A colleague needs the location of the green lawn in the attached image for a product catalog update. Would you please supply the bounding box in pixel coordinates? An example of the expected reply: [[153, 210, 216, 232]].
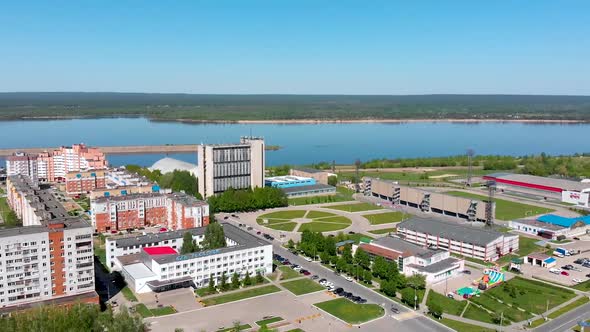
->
[[134, 304, 152, 318], [484, 277, 575, 315], [363, 211, 407, 225], [306, 210, 336, 219], [469, 293, 530, 323], [322, 202, 383, 212], [314, 298, 384, 324], [547, 296, 590, 319], [216, 324, 252, 332], [258, 210, 307, 220], [438, 318, 498, 332], [444, 191, 555, 220], [121, 286, 138, 302], [255, 316, 283, 326], [426, 291, 467, 316], [149, 306, 177, 316], [346, 233, 374, 243], [517, 236, 543, 256], [93, 246, 108, 271], [368, 228, 397, 235], [297, 222, 349, 233], [289, 187, 355, 206], [311, 216, 352, 224], [257, 218, 298, 225], [201, 285, 281, 306], [195, 287, 218, 297], [281, 279, 325, 295], [462, 303, 497, 324], [573, 280, 590, 291], [266, 222, 298, 232], [285, 329, 305, 332], [278, 266, 303, 280]]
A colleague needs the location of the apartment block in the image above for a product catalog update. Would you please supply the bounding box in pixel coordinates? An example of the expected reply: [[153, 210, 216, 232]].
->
[[6, 152, 39, 185], [197, 136, 265, 198], [91, 192, 209, 232], [65, 169, 107, 196], [7, 176, 69, 227]]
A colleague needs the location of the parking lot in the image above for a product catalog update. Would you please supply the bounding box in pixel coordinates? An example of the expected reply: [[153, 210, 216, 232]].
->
[[520, 251, 590, 286]]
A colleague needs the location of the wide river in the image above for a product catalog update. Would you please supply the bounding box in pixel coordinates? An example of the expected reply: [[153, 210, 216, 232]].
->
[[1, 118, 589, 166]]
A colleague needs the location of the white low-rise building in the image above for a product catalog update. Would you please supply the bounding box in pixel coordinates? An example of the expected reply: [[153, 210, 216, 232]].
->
[[356, 236, 464, 284], [106, 223, 272, 293]]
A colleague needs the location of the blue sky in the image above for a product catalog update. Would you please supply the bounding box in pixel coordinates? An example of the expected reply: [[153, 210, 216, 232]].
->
[[1, 1, 589, 94]]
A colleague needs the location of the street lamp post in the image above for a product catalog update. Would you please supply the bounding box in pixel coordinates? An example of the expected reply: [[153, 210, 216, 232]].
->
[[414, 286, 417, 310]]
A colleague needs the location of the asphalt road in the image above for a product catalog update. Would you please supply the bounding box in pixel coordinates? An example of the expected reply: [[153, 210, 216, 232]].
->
[[534, 302, 590, 332], [272, 244, 453, 331]]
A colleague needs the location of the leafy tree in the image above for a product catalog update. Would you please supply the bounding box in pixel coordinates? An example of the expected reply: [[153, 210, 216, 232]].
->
[[287, 239, 295, 249], [257, 324, 277, 332], [255, 271, 264, 284], [327, 175, 338, 186], [202, 222, 227, 250], [363, 269, 373, 284], [401, 287, 418, 308], [341, 244, 353, 264], [380, 279, 397, 297], [320, 251, 331, 264], [336, 257, 347, 272], [180, 232, 195, 254], [208, 187, 287, 213], [208, 274, 216, 292], [220, 272, 229, 291], [406, 274, 426, 290], [231, 272, 240, 290], [372, 256, 388, 279], [354, 248, 370, 270], [428, 302, 443, 319], [243, 271, 252, 286]]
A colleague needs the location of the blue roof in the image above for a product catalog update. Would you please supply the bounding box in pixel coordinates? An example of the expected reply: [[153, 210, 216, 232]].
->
[[537, 214, 590, 228], [544, 257, 556, 264]]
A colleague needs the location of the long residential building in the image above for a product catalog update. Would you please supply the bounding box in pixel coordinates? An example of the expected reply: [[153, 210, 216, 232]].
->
[[1, 176, 97, 311], [396, 217, 519, 262], [6, 144, 108, 183], [197, 136, 265, 198], [106, 223, 272, 293], [91, 192, 210, 233], [65, 169, 107, 196]]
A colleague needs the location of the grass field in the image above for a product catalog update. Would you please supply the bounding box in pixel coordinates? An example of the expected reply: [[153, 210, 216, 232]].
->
[[363, 211, 407, 225], [484, 277, 575, 315], [346, 233, 374, 243], [305, 210, 336, 219], [438, 318, 498, 332], [281, 279, 324, 295], [547, 296, 589, 319], [517, 236, 543, 256], [445, 191, 555, 220], [266, 222, 298, 232], [322, 202, 383, 212], [314, 298, 384, 324], [313, 216, 352, 223], [298, 222, 350, 233], [258, 210, 307, 220], [470, 293, 530, 323], [573, 280, 590, 291], [216, 324, 252, 332], [426, 291, 467, 316], [201, 285, 281, 306], [195, 287, 217, 297], [133, 304, 176, 318], [278, 266, 303, 280], [121, 286, 138, 302], [289, 187, 355, 206], [255, 316, 283, 326], [368, 228, 396, 235], [461, 303, 496, 324]]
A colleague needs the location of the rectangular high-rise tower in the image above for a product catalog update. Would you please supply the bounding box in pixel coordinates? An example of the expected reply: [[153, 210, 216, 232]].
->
[[197, 136, 265, 198]]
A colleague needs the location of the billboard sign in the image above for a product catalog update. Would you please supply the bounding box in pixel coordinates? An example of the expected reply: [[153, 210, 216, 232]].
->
[[562, 191, 590, 207]]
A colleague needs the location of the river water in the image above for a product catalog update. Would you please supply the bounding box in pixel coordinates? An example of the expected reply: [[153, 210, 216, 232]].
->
[[1, 118, 588, 166]]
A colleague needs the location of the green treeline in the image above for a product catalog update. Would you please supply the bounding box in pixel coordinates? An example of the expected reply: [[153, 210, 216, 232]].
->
[[181, 222, 226, 254], [2, 93, 590, 121], [0, 304, 145, 332], [208, 187, 288, 213], [124, 165, 201, 199]]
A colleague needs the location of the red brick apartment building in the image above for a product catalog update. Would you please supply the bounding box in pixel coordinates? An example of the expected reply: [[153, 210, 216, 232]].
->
[[65, 169, 107, 196]]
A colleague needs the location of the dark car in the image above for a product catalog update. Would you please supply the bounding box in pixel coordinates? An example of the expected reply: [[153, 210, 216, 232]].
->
[[462, 270, 472, 275], [282, 260, 291, 265], [343, 292, 353, 298], [256, 231, 261, 235], [390, 306, 400, 314], [289, 249, 299, 255], [299, 269, 308, 274], [562, 265, 573, 270], [583, 263, 590, 268], [574, 237, 581, 240], [223, 216, 229, 220], [348, 231, 356, 235], [302, 270, 311, 276], [586, 274, 590, 278], [334, 287, 344, 294], [357, 298, 367, 304], [575, 259, 585, 264], [311, 275, 319, 280], [351, 296, 361, 303], [319, 278, 327, 283]]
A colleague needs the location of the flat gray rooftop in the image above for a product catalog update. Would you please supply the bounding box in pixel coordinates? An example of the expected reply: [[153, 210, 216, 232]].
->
[[281, 183, 335, 194], [407, 257, 462, 274], [512, 219, 565, 231], [372, 236, 443, 259], [397, 217, 514, 247], [0, 217, 92, 238]]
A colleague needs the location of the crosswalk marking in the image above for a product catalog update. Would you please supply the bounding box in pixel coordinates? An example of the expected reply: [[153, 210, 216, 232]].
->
[[391, 311, 419, 321]]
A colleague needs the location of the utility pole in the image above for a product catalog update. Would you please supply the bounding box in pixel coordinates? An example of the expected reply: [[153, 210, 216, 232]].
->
[[414, 286, 417, 310], [545, 299, 549, 321], [500, 311, 504, 327], [354, 159, 361, 193]]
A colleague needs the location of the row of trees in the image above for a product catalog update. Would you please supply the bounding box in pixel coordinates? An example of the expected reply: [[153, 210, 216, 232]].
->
[[181, 222, 227, 254], [297, 230, 426, 306], [125, 165, 202, 199], [0, 304, 145, 332], [208, 187, 287, 213], [207, 271, 265, 293]]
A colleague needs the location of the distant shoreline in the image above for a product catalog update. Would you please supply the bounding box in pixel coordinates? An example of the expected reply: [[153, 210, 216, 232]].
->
[[9, 116, 590, 124]]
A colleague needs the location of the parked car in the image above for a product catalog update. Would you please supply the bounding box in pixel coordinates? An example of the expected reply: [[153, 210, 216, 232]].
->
[[583, 263, 590, 268], [562, 265, 574, 270], [282, 260, 291, 265], [447, 293, 455, 299], [390, 306, 400, 314], [344, 276, 354, 282], [573, 278, 584, 283], [247, 226, 253, 230], [299, 269, 308, 274], [223, 216, 229, 220], [351, 296, 361, 303], [311, 275, 319, 280], [357, 298, 367, 304], [561, 271, 570, 276], [573, 237, 581, 240], [586, 274, 590, 278], [333, 287, 344, 295], [342, 292, 353, 298], [302, 270, 311, 276], [319, 279, 327, 284], [304, 256, 313, 262], [256, 231, 261, 235], [348, 231, 356, 235], [293, 266, 302, 271], [462, 270, 472, 275], [574, 259, 586, 264], [549, 268, 562, 274]]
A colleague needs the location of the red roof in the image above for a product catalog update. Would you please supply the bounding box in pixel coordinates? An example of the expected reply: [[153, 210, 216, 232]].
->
[[143, 246, 177, 256], [359, 243, 403, 261]]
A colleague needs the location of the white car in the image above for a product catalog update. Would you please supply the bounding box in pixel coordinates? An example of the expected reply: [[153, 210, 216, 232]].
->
[[344, 276, 354, 282], [304, 256, 313, 262], [549, 268, 562, 274], [326, 282, 335, 288], [573, 278, 584, 283], [293, 266, 302, 271]]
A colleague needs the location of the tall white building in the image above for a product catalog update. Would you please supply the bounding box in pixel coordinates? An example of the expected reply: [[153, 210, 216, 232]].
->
[[6, 152, 39, 185], [197, 137, 265, 198]]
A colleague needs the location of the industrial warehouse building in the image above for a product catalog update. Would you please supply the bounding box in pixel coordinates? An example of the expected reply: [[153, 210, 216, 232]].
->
[[483, 173, 590, 208], [510, 214, 590, 239], [396, 217, 519, 262], [289, 167, 335, 185], [106, 223, 272, 293], [355, 236, 464, 284], [265, 175, 336, 198], [363, 177, 489, 222]]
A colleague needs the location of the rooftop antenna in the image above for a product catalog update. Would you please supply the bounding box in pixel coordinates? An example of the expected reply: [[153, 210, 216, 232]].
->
[[467, 148, 475, 186], [485, 180, 496, 227]]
